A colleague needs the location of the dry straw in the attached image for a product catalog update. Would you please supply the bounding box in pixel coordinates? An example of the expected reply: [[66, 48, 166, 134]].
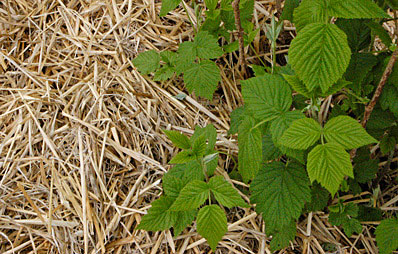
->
[[0, 0, 397, 253]]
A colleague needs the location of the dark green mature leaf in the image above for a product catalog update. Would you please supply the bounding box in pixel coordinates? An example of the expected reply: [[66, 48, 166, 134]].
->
[[160, 0, 181, 16], [263, 132, 283, 161], [279, 118, 322, 150], [354, 160, 379, 183], [229, 106, 246, 134], [281, 0, 300, 22], [270, 111, 305, 144], [357, 206, 383, 222], [366, 21, 393, 48], [289, 23, 351, 93], [380, 85, 398, 117], [307, 143, 353, 195], [342, 218, 362, 237], [163, 130, 191, 149], [137, 196, 177, 231], [250, 162, 311, 231], [335, 19, 371, 52], [283, 74, 314, 98], [208, 176, 249, 208], [270, 221, 297, 251], [376, 218, 398, 254], [176, 41, 196, 74], [293, 0, 328, 32], [329, 203, 362, 237], [184, 60, 220, 99], [328, 0, 389, 19], [194, 31, 223, 59], [173, 210, 197, 236], [197, 205, 228, 250], [241, 74, 292, 121], [169, 150, 196, 164], [133, 50, 160, 75], [380, 135, 396, 155], [154, 65, 175, 81], [306, 183, 330, 212], [170, 180, 210, 211], [323, 116, 378, 149], [162, 175, 185, 198], [344, 53, 378, 93], [238, 117, 262, 182]]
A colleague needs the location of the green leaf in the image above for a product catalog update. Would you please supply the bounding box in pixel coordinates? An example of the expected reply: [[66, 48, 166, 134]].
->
[[137, 196, 177, 231], [283, 74, 314, 98], [160, 0, 181, 16], [238, 117, 262, 182], [250, 64, 267, 76], [168, 161, 205, 184], [357, 206, 383, 222], [376, 218, 398, 254], [293, 0, 328, 32], [205, 0, 218, 10], [329, 203, 362, 237], [163, 130, 191, 149], [132, 50, 160, 75], [208, 176, 249, 208], [194, 31, 224, 59], [323, 116, 378, 149], [380, 135, 396, 155], [262, 132, 283, 161], [241, 74, 292, 121], [270, 221, 297, 252], [250, 162, 311, 231], [344, 53, 378, 93], [380, 85, 398, 117], [307, 143, 353, 195], [197, 205, 228, 250], [229, 106, 246, 134], [192, 134, 207, 157], [270, 111, 305, 144], [366, 21, 393, 48], [169, 150, 196, 164], [176, 41, 196, 74], [170, 180, 210, 211], [160, 51, 177, 65], [354, 160, 379, 183], [328, 0, 389, 19], [173, 210, 197, 236], [335, 19, 371, 53], [305, 183, 330, 212], [154, 65, 175, 81], [191, 124, 217, 151], [321, 79, 351, 97], [162, 175, 185, 198], [342, 218, 362, 237], [184, 60, 220, 100], [289, 23, 351, 93], [279, 118, 322, 150], [281, 0, 300, 22]]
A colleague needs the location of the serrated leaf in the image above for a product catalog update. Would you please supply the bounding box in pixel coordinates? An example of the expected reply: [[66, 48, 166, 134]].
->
[[194, 31, 223, 59], [163, 130, 191, 149], [137, 196, 177, 231], [173, 210, 197, 236], [270, 111, 305, 144], [293, 0, 328, 32], [192, 134, 207, 157], [354, 160, 379, 183], [241, 74, 292, 121], [281, 0, 300, 22], [262, 132, 283, 161], [169, 150, 196, 164], [197, 205, 228, 250], [366, 21, 393, 48], [238, 117, 262, 183], [279, 118, 322, 150], [344, 53, 378, 93], [283, 74, 314, 98], [380, 135, 396, 155], [170, 180, 210, 211], [335, 19, 371, 53], [154, 65, 175, 81], [323, 116, 378, 149], [168, 161, 205, 185], [160, 51, 177, 65], [278, 145, 306, 164], [328, 0, 389, 19], [342, 218, 362, 237], [229, 106, 246, 134], [307, 143, 353, 195], [160, 0, 181, 16], [329, 203, 361, 237], [376, 218, 398, 254], [133, 50, 160, 75], [184, 60, 220, 100], [380, 85, 398, 117], [321, 79, 351, 97], [270, 221, 297, 252], [176, 41, 196, 74], [208, 176, 249, 208], [191, 124, 217, 151], [205, 0, 218, 10], [306, 183, 330, 212], [163, 174, 185, 198], [357, 206, 383, 222], [250, 162, 311, 231], [289, 23, 351, 93]]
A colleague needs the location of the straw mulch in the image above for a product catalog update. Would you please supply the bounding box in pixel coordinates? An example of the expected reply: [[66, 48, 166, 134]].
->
[[0, 1, 397, 253]]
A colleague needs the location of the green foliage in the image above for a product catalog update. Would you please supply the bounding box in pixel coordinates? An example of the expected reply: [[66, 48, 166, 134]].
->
[[328, 203, 362, 237], [376, 218, 398, 254], [132, 50, 161, 75], [163, 130, 191, 149], [137, 196, 177, 231], [279, 118, 321, 150], [208, 176, 249, 208], [160, 0, 181, 16], [170, 180, 210, 211], [197, 205, 228, 250]]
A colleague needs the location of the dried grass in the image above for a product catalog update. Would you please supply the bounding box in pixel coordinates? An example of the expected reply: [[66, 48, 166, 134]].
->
[[0, 0, 397, 253]]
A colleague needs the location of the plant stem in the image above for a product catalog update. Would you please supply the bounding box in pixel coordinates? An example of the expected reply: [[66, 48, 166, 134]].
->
[[249, 44, 267, 67], [232, 0, 246, 74]]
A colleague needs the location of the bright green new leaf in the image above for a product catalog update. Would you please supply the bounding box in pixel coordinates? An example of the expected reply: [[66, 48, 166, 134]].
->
[[323, 116, 378, 149], [238, 117, 262, 183], [328, 0, 389, 19], [289, 23, 351, 93], [173, 210, 197, 236], [205, 0, 218, 10], [283, 74, 313, 98], [132, 50, 160, 75], [293, 0, 328, 32], [192, 134, 207, 157], [376, 218, 398, 254], [160, 0, 181, 16], [194, 31, 224, 59], [163, 130, 191, 149], [170, 180, 210, 211], [269, 221, 297, 251], [197, 205, 228, 250], [307, 143, 353, 195], [250, 162, 311, 231], [270, 111, 305, 144], [184, 60, 220, 100], [169, 150, 195, 164], [208, 176, 249, 208], [137, 196, 177, 231], [241, 74, 292, 121], [279, 118, 322, 150]]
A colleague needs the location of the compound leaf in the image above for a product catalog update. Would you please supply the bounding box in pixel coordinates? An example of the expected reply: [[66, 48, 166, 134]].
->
[[293, 0, 328, 32], [208, 176, 249, 208], [270, 221, 297, 252], [307, 143, 353, 195], [173, 210, 197, 236], [169, 150, 196, 164], [250, 162, 311, 231], [170, 180, 210, 211], [328, 0, 389, 19], [160, 0, 181, 16], [270, 111, 305, 144], [137, 196, 177, 231], [197, 205, 228, 250], [323, 116, 378, 149], [133, 50, 160, 75], [289, 23, 351, 93], [194, 31, 224, 59], [279, 118, 322, 150], [163, 130, 191, 149], [376, 218, 398, 254], [184, 60, 220, 99]]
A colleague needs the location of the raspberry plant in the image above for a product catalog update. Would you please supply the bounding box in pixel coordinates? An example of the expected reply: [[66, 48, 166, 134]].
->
[[134, 0, 398, 252]]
